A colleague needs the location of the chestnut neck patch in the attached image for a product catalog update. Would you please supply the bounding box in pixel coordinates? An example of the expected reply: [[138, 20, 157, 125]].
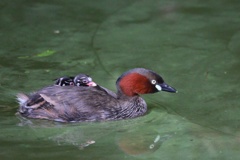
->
[[119, 73, 154, 96]]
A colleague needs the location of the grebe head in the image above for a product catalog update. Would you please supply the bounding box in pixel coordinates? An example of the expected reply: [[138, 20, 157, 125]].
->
[[116, 68, 177, 97]]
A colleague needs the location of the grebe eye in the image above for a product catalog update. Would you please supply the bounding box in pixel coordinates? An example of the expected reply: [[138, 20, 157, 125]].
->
[[151, 80, 156, 84]]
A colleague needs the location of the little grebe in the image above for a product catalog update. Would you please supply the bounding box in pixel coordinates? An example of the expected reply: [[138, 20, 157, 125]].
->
[[73, 74, 95, 87], [17, 68, 177, 122], [55, 76, 74, 86], [55, 74, 96, 87]]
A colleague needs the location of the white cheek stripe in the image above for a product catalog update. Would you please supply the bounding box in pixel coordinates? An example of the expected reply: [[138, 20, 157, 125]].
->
[[155, 84, 162, 91]]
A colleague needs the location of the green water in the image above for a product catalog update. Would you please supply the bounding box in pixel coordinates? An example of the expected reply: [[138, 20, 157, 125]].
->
[[1, 0, 240, 159]]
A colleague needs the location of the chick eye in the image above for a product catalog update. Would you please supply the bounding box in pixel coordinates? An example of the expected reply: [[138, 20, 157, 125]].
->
[[82, 80, 88, 83], [151, 80, 156, 84]]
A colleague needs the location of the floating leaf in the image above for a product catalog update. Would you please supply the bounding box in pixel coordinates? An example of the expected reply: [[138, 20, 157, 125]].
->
[[18, 56, 30, 59], [36, 50, 56, 57]]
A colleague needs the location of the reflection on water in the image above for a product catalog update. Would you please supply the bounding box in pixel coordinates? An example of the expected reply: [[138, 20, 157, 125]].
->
[[14, 113, 176, 157], [50, 129, 96, 150], [117, 132, 172, 156], [1, 0, 240, 159]]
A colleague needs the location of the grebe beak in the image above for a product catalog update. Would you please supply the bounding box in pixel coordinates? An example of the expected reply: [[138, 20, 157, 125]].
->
[[156, 83, 177, 93]]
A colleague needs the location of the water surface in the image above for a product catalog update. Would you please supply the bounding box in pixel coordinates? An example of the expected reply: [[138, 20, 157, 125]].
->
[[1, 0, 240, 159]]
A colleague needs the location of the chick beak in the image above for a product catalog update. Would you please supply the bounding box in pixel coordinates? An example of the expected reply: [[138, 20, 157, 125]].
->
[[155, 82, 177, 93], [87, 81, 97, 87]]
